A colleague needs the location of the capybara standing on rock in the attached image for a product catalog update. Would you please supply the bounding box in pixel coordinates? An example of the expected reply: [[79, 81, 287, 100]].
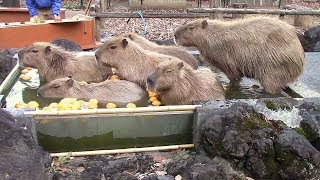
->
[[147, 59, 225, 105], [18, 42, 112, 83], [174, 17, 305, 94], [119, 32, 199, 69], [95, 37, 187, 87], [37, 77, 148, 107]]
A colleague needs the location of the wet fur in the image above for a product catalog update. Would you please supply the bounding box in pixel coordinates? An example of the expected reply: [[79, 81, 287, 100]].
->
[[37, 77, 148, 106], [119, 32, 199, 69], [147, 60, 225, 105], [174, 16, 305, 94], [18, 42, 112, 83]]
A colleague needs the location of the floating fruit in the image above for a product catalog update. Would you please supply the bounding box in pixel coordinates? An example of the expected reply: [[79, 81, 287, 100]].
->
[[89, 99, 98, 105], [71, 102, 82, 110], [42, 107, 53, 111], [22, 75, 31, 81], [149, 96, 158, 102], [106, 103, 117, 109], [87, 102, 98, 109], [78, 100, 85, 105], [126, 103, 136, 108], [20, 74, 26, 79], [15, 102, 27, 109], [21, 69, 29, 74], [148, 92, 157, 98], [152, 101, 161, 106], [60, 98, 77, 105], [110, 75, 120, 80], [27, 101, 39, 108], [26, 67, 33, 71], [49, 103, 59, 108]]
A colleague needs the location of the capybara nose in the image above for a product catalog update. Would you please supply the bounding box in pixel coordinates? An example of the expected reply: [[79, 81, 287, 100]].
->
[[37, 90, 43, 97], [147, 77, 155, 86]]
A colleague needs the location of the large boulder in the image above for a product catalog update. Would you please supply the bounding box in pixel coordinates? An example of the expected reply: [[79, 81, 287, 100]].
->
[[0, 49, 18, 84], [198, 101, 320, 179], [0, 108, 50, 180]]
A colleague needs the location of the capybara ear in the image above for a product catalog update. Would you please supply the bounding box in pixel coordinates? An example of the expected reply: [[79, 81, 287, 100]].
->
[[122, 39, 128, 48], [45, 46, 51, 54], [66, 77, 74, 86], [177, 62, 184, 70], [202, 20, 208, 29]]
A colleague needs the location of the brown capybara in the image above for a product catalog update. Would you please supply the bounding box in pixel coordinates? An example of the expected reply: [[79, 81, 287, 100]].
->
[[119, 32, 199, 69], [174, 16, 306, 94], [95, 37, 184, 87], [37, 77, 149, 107], [146, 59, 225, 105], [18, 42, 112, 83]]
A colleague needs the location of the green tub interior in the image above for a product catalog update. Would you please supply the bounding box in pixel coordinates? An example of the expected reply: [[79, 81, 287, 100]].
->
[[0, 64, 302, 152]]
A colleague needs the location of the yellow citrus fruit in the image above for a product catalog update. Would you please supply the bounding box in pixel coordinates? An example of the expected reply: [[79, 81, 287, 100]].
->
[[106, 103, 117, 109], [152, 101, 161, 106], [78, 100, 85, 105], [71, 103, 81, 110], [21, 69, 29, 74], [42, 107, 53, 111], [26, 67, 33, 71], [27, 101, 39, 108], [89, 99, 98, 105], [110, 75, 120, 80], [15, 102, 27, 109], [87, 102, 98, 109], [126, 103, 136, 108], [22, 75, 31, 81], [20, 74, 26, 79], [60, 98, 77, 105], [148, 92, 157, 98], [49, 103, 59, 108], [149, 96, 158, 102]]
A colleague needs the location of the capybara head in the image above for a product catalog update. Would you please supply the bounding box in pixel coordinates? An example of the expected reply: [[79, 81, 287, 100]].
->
[[95, 37, 132, 69], [18, 42, 65, 69], [147, 60, 185, 93], [37, 76, 77, 98], [174, 19, 209, 47]]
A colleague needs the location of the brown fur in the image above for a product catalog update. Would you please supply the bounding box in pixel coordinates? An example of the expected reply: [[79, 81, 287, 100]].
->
[[174, 16, 306, 94], [95, 37, 184, 87], [18, 42, 112, 83], [147, 59, 225, 105], [119, 32, 199, 69], [37, 77, 148, 106]]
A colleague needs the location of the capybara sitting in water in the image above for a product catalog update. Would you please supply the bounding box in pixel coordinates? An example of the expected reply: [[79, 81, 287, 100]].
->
[[95, 37, 186, 87], [18, 42, 112, 83], [174, 17, 305, 94], [119, 32, 199, 69], [146, 59, 225, 105], [37, 77, 148, 106]]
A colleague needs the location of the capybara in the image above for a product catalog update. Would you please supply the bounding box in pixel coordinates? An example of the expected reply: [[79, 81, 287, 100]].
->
[[146, 59, 225, 105], [95, 37, 185, 87], [174, 17, 306, 94], [18, 42, 112, 83], [37, 77, 149, 106], [119, 32, 199, 69], [51, 39, 83, 52]]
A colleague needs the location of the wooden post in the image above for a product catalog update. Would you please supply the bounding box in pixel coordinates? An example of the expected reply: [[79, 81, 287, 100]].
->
[[100, 0, 107, 13]]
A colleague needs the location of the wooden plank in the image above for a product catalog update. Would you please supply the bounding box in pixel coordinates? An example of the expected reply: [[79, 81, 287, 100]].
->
[[91, 12, 211, 18], [187, 8, 320, 15]]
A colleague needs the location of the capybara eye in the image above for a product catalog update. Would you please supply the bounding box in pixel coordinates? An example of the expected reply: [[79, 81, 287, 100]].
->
[[189, 27, 195, 30], [165, 69, 172, 73], [32, 49, 38, 53], [52, 84, 60, 88], [109, 45, 117, 50]]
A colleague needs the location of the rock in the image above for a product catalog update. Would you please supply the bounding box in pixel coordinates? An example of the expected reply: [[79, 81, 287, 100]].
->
[[51, 39, 83, 52], [298, 102, 320, 151], [0, 49, 18, 84], [304, 25, 320, 45], [312, 41, 320, 52], [297, 32, 313, 52], [166, 154, 245, 179], [198, 102, 320, 179], [0, 108, 50, 180]]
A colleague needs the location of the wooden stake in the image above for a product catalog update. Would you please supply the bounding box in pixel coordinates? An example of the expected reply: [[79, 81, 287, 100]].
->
[[50, 144, 194, 157]]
